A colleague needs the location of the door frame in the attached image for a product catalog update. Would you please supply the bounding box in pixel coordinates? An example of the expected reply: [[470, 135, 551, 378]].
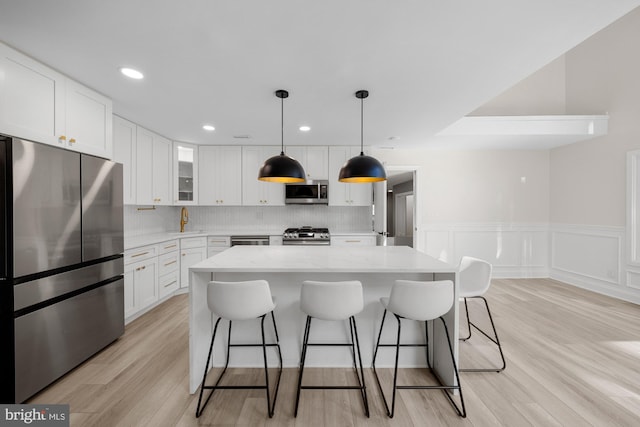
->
[[384, 165, 420, 249]]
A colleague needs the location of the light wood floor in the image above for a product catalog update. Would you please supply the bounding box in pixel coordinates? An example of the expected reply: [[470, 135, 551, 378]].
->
[[29, 278, 640, 426]]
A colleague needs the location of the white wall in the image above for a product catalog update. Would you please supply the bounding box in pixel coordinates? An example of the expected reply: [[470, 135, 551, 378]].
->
[[547, 7, 640, 303], [374, 148, 550, 277]]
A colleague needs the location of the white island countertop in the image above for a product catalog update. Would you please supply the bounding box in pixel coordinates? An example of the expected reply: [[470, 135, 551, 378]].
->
[[188, 245, 460, 394], [191, 245, 456, 273]]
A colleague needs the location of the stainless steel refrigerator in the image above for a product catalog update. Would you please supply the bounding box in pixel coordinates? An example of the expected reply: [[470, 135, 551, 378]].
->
[[0, 135, 124, 403]]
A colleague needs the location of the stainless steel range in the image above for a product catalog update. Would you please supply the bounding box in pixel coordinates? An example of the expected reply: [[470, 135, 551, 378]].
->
[[283, 226, 330, 245]]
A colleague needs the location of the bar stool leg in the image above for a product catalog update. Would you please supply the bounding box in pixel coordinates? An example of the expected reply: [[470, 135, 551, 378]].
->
[[294, 316, 312, 417], [460, 298, 472, 341], [372, 311, 402, 418], [459, 296, 506, 372], [439, 317, 467, 417], [196, 317, 222, 418], [350, 316, 370, 417]]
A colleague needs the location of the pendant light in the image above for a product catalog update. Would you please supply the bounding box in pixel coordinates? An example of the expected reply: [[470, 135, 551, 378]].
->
[[339, 90, 387, 183], [258, 90, 306, 183]]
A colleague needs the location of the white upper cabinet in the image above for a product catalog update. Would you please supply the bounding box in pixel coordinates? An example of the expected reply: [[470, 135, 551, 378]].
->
[[0, 42, 64, 145], [328, 146, 373, 206], [242, 146, 285, 206], [286, 146, 329, 180], [113, 116, 137, 204], [173, 142, 198, 205], [64, 79, 113, 158], [135, 127, 172, 205], [199, 145, 242, 205], [0, 42, 113, 158]]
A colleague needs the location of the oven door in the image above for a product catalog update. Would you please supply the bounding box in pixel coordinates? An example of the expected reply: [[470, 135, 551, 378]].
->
[[230, 236, 270, 246]]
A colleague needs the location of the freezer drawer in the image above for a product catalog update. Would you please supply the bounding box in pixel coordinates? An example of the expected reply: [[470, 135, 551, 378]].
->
[[13, 257, 123, 311], [14, 278, 124, 403]]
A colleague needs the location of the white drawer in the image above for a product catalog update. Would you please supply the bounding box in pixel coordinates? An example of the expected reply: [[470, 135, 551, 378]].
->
[[158, 252, 179, 276], [157, 239, 179, 255], [124, 245, 157, 264], [331, 235, 377, 246], [207, 236, 230, 247], [159, 271, 179, 299], [181, 236, 207, 249]]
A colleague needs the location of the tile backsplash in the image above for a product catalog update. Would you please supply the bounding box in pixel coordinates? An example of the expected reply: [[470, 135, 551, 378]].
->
[[124, 205, 373, 237]]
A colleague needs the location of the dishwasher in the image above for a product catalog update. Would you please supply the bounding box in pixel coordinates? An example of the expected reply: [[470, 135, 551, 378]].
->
[[230, 236, 270, 246]]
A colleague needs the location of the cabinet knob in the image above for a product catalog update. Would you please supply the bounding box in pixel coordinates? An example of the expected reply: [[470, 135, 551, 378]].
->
[[58, 135, 66, 143], [69, 138, 76, 144]]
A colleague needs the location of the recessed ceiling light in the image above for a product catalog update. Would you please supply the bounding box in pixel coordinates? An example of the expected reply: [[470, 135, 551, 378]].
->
[[299, 126, 311, 132], [120, 67, 144, 79], [202, 125, 215, 131]]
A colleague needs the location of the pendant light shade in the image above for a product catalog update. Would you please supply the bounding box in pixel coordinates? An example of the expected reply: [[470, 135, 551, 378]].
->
[[339, 90, 387, 183], [258, 90, 306, 183]]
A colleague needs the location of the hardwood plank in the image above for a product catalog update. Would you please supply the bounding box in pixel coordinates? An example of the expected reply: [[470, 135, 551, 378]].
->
[[26, 280, 640, 426]]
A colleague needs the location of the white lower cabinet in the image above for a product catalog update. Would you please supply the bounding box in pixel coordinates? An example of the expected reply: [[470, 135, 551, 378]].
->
[[207, 236, 230, 257], [180, 237, 207, 289], [158, 239, 180, 298], [124, 246, 158, 319], [124, 239, 179, 320], [331, 234, 377, 246]]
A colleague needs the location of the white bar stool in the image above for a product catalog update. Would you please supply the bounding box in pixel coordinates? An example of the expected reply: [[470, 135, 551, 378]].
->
[[372, 279, 466, 418], [195, 280, 283, 418], [459, 256, 506, 372], [294, 280, 369, 418]]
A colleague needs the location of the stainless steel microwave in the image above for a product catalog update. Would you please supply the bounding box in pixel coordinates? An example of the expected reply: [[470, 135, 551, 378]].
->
[[285, 180, 329, 204]]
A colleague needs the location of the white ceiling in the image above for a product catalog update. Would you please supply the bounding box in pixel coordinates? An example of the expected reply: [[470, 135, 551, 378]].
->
[[0, 1, 638, 149]]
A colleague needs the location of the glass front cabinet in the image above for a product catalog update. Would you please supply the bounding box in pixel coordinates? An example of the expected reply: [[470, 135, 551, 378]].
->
[[173, 141, 198, 205]]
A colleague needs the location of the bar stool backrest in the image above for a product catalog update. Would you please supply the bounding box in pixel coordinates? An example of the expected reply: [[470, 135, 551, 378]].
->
[[387, 280, 453, 321], [207, 280, 275, 320], [300, 280, 364, 320], [459, 256, 492, 298]]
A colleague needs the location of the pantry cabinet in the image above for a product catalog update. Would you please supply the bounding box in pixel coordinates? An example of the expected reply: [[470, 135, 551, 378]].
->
[[113, 116, 137, 204], [135, 127, 172, 205]]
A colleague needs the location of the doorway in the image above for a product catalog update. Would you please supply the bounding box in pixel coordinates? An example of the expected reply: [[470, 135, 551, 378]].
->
[[373, 167, 418, 248]]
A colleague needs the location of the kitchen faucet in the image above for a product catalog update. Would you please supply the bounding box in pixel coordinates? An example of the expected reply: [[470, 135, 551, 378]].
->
[[180, 207, 189, 232]]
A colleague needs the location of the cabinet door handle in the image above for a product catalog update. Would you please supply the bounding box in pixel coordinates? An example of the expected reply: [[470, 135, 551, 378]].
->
[[182, 253, 186, 257], [345, 240, 361, 243], [164, 280, 177, 288], [164, 260, 177, 266], [131, 251, 149, 258], [69, 138, 76, 144], [58, 135, 66, 143], [141, 265, 146, 270], [164, 244, 177, 249]]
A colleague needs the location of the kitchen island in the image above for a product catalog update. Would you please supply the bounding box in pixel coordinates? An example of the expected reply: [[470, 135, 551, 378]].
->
[[188, 245, 458, 394]]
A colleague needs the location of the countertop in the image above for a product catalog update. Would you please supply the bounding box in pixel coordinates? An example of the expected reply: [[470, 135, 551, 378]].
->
[[124, 230, 377, 250], [190, 245, 456, 273]]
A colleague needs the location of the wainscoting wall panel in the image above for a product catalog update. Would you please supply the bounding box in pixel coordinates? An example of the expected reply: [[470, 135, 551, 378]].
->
[[420, 223, 549, 278]]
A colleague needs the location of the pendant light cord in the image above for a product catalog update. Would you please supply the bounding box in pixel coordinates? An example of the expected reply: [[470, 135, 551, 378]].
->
[[280, 95, 285, 156], [360, 96, 364, 156]]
